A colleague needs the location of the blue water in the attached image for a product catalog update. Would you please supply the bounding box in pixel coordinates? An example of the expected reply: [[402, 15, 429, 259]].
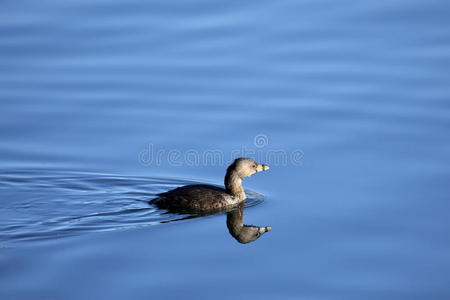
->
[[1, 0, 450, 299]]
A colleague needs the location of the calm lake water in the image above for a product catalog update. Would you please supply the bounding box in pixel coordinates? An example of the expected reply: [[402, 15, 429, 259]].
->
[[1, 0, 450, 299]]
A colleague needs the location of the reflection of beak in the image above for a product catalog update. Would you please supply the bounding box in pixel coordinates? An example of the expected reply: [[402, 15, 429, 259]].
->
[[259, 226, 272, 233]]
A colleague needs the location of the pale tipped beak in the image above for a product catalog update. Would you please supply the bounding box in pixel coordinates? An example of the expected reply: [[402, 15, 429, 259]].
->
[[258, 226, 272, 234], [256, 164, 270, 172]]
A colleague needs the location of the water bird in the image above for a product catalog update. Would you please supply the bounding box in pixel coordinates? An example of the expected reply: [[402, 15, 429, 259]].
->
[[150, 157, 269, 212]]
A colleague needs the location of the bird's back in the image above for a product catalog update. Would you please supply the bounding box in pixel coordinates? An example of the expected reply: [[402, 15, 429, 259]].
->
[[150, 184, 241, 212]]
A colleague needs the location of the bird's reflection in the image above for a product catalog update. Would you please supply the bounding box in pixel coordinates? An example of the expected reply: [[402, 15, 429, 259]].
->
[[226, 208, 271, 244], [162, 206, 271, 244]]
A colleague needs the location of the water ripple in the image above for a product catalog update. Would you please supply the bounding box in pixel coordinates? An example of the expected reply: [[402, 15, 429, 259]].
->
[[0, 169, 265, 244]]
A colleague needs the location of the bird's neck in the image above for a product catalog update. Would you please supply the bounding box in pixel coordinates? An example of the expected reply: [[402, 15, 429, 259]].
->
[[225, 169, 245, 198], [227, 209, 244, 234]]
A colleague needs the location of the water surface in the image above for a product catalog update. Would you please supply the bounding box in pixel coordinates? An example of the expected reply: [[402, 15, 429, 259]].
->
[[1, 0, 450, 299], [0, 169, 265, 243]]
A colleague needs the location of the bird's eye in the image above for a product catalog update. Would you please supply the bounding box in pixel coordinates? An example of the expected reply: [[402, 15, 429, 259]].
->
[[253, 164, 257, 168]]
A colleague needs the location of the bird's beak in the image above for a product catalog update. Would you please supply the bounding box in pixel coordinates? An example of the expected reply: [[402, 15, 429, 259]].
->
[[263, 226, 272, 232], [256, 164, 270, 172]]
